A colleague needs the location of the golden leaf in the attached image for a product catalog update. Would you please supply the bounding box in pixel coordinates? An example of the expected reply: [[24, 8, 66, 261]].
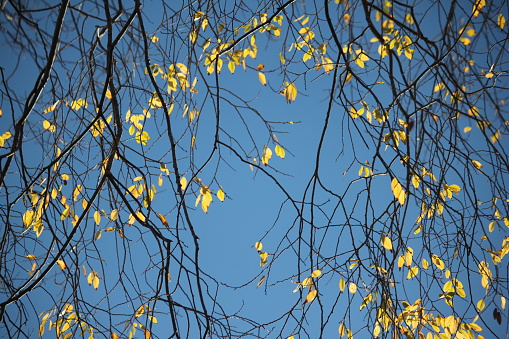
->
[[217, 189, 225, 201], [259, 252, 268, 267], [498, 14, 506, 29], [180, 176, 187, 190], [381, 236, 393, 251], [311, 269, 322, 278], [339, 278, 345, 292], [407, 266, 418, 279], [304, 289, 318, 303], [261, 147, 272, 165], [94, 210, 101, 225], [275, 145, 286, 159], [349, 282, 357, 294], [56, 260, 67, 270], [258, 72, 267, 86], [254, 241, 263, 252]]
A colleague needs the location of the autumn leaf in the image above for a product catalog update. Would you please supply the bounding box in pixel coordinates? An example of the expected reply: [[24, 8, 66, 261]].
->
[[217, 189, 225, 201], [283, 82, 297, 103], [381, 236, 393, 251], [261, 147, 272, 165], [56, 260, 67, 270], [304, 289, 318, 303], [258, 72, 267, 86]]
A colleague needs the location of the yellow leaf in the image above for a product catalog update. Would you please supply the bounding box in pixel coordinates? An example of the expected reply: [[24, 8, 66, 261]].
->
[[73, 185, 82, 201], [339, 323, 346, 337], [23, 210, 34, 227], [464, 126, 471, 133], [405, 247, 414, 266], [26, 254, 37, 260], [283, 82, 297, 103], [472, 160, 482, 170], [339, 278, 345, 292], [275, 145, 286, 159], [259, 252, 268, 267], [43, 101, 60, 114], [501, 296, 506, 310], [422, 258, 429, 269], [261, 147, 272, 166], [472, 0, 485, 18], [407, 266, 418, 279], [258, 72, 267, 86], [110, 209, 118, 221], [149, 315, 158, 323], [254, 241, 263, 252], [180, 176, 187, 190], [56, 260, 67, 269], [95, 229, 102, 241], [217, 189, 225, 201], [498, 14, 506, 29], [311, 269, 322, 278], [476, 299, 485, 311], [349, 282, 357, 294], [304, 289, 318, 303], [94, 210, 101, 225], [257, 275, 265, 287], [381, 236, 393, 251], [488, 221, 495, 233], [93, 275, 100, 290], [391, 178, 406, 205]]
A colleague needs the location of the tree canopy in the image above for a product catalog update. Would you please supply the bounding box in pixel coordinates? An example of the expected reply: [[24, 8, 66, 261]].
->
[[0, 0, 508, 338]]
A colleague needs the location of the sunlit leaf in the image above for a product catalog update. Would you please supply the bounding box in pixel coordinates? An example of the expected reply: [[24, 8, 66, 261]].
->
[[498, 14, 506, 29], [304, 289, 318, 303], [255, 241, 263, 252], [381, 236, 393, 251], [283, 82, 297, 103], [217, 189, 225, 201], [349, 282, 357, 294], [94, 210, 101, 225], [258, 72, 267, 86], [261, 147, 272, 166], [339, 278, 345, 292], [407, 266, 418, 279], [311, 269, 322, 278], [180, 176, 187, 190], [259, 252, 268, 267], [56, 260, 67, 270]]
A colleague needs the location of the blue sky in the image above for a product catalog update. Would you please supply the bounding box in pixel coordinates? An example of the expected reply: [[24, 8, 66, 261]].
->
[[0, 0, 508, 338]]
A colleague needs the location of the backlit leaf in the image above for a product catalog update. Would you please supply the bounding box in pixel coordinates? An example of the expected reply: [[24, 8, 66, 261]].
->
[[339, 278, 345, 292], [304, 289, 318, 303], [407, 266, 418, 279], [311, 269, 322, 278], [217, 189, 225, 201], [56, 260, 67, 270], [94, 210, 101, 225], [498, 14, 506, 29], [258, 72, 267, 86], [381, 236, 393, 251], [260, 252, 268, 267], [275, 145, 286, 159], [180, 176, 187, 190], [261, 147, 272, 165], [255, 241, 263, 252], [349, 282, 357, 294], [283, 82, 297, 103]]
